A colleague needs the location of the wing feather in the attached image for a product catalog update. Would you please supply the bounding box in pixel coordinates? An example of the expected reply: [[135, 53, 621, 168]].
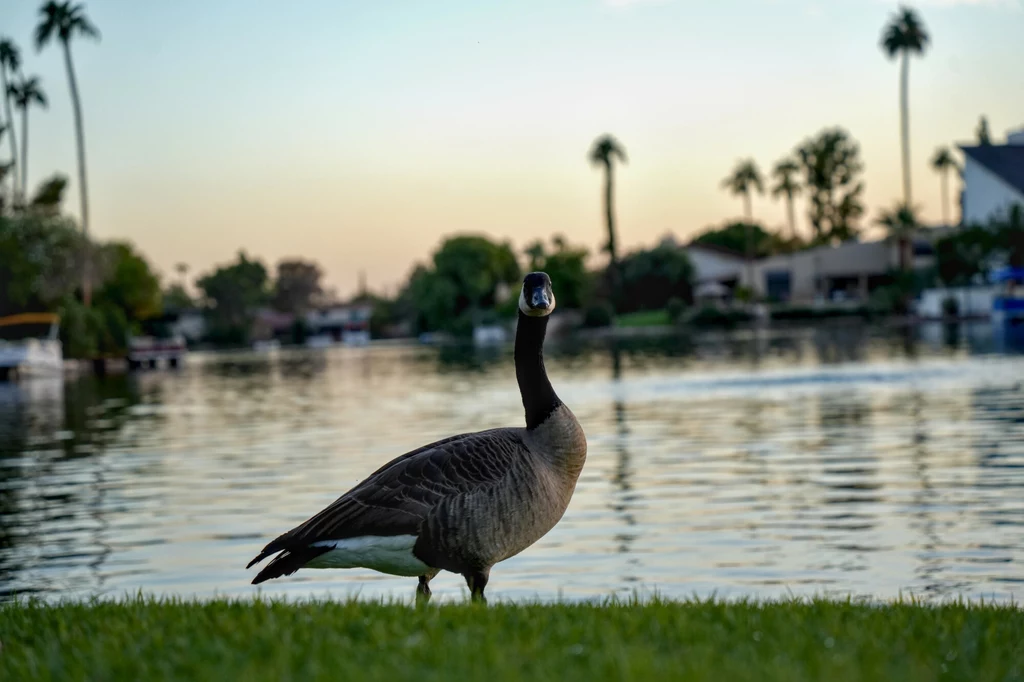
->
[[246, 428, 525, 571]]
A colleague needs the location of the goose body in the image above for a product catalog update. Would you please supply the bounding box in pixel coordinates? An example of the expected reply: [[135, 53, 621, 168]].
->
[[246, 272, 586, 601]]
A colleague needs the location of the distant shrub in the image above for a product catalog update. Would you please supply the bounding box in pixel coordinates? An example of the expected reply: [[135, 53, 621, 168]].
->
[[688, 306, 753, 327], [770, 305, 869, 321], [583, 301, 614, 328], [666, 297, 687, 324]]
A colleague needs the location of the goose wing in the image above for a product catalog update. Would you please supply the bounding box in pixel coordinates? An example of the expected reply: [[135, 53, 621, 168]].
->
[[246, 428, 525, 580]]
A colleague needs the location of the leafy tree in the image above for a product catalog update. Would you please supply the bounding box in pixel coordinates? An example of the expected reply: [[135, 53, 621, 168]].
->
[[692, 221, 776, 259], [8, 76, 47, 194], [36, 1, 100, 304], [797, 127, 865, 245], [29, 173, 67, 216], [521, 235, 590, 310], [273, 258, 323, 316], [934, 223, 995, 287], [94, 240, 162, 322], [403, 234, 520, 335], [880, 5, 929, 205], [930, 147, 959, 227], [0, 39, 20, 199], [196, 251, 269, 344], [721, 159, 764, 285], [619, 244, 695, 313], [524, 240, 545, 271], [771, 158, 801, 239], [875, 202, 919, 271], [588, 134, 627, 308], [933, 206, 1024, 285], [976, 116, 991, 145], [162, 284, 193, 312], [0, 213, 84, 315]]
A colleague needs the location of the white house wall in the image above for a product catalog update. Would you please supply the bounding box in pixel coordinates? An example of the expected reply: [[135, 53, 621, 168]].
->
[[747, 240, 898, 301], [962, 157, 1024, 225]]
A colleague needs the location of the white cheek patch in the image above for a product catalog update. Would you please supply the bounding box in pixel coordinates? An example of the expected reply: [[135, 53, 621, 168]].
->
[[519, 289, 532, 315]]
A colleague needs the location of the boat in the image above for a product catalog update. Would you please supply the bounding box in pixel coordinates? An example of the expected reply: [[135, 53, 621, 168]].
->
[[126, 313, 189, 370], [127, 333, 188, 370], [0, 313, 64, 380], [990, 267, 1024, 326]]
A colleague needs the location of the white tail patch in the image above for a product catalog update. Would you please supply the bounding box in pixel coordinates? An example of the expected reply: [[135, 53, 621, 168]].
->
[[305, 535, 429, 577]]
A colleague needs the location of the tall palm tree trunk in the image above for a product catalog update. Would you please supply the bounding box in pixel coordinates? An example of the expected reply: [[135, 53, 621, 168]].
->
[[19, 105, 27, 196], [786, 194, 797, 239], [604, 160, 620, 309], [743, 191, 753, 294], [940, 169, 949, 226], [1, 68, 18, 200], [63, 40, 92, 306], [899, 51, 911, 205]]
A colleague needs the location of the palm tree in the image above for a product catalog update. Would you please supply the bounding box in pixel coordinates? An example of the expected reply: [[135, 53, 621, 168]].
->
[[36, 1, 100, 304], [880, 6, 930, 206], [930, 147, 959, 227], [876, 202, 919, 272], [721, 158, 764, 287], [9, 77, 47, 196], [0, 39, 21, 199], [771, 158, 801, 239], [589, 134, 627, 307]]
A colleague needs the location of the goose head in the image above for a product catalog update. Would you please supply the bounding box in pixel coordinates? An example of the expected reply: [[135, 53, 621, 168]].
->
[[519, 271, 556, 317]]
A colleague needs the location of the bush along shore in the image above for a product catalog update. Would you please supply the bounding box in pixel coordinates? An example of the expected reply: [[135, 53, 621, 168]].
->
[[1, 596, 1022, 681]]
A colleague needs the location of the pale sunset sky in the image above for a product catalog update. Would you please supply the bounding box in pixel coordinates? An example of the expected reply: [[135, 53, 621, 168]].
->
[[2, 0, 1022, 297]]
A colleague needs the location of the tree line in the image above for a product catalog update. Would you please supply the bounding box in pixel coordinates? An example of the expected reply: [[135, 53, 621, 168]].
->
[[1, 2, 97, 303]]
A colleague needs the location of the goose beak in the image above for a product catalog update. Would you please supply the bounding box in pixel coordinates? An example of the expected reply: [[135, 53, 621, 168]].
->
[[530, 289, 550, 309]]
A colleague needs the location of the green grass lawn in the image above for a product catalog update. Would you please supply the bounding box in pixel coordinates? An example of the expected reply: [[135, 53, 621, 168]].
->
[[2, 597, 1022, 681], [615, 309, 671, 327]]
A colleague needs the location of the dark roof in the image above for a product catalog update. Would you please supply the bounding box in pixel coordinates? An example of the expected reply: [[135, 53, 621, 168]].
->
[[959, 144, 1024, 195]]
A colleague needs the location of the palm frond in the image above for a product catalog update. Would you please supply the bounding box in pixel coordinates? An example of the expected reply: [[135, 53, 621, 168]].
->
[[0, 39, 21, 70], [589, 134, 627, 167]]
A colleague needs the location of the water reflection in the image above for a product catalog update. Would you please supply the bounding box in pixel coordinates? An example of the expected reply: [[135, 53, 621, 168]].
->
[[1, 321, 1023, 603]]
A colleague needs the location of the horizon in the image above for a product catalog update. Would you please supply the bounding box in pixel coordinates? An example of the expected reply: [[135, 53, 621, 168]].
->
[[1, 0, 1023, 297]]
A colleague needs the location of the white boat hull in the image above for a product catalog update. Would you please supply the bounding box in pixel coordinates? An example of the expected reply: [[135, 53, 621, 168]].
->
[[0, 339, 64, 379]]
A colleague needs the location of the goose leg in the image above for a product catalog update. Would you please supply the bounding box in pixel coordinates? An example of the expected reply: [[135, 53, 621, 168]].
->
[[416, 570, 438, 604], [465, 569, 489, 604]]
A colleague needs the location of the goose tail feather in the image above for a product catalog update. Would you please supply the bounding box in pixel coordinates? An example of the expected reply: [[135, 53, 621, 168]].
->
[[250, 545, 331, 585]]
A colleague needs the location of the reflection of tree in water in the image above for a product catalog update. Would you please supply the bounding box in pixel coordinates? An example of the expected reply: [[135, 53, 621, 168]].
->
[[434, 343, 508, 374], [0, 374, 149, 600], [970, 386, 1024, 537], [277, 350, 329, 379], [815, 390, 881, 559], [812, 322, 869, 365], [907, 390, 945, 595], [608, 345, 641, 585], [0, 389, 34, 598]]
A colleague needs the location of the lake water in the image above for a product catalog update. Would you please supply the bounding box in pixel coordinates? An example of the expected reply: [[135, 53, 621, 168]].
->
[[2, 321, 1024, 604]]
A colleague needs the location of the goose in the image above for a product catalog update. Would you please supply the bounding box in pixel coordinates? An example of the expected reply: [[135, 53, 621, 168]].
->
[[246, 271, 587, 602]]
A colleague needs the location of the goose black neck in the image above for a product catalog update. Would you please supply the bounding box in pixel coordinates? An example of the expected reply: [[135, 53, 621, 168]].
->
[[515, 310, 561, 430]]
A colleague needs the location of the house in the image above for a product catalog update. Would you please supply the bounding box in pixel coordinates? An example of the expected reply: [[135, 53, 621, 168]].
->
[[677, 241, 746, 297], [251, 308, 296, 342], [959, 127, 1024, 225], [304, 303, 373, 342], [743, 237, 935, 304]]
